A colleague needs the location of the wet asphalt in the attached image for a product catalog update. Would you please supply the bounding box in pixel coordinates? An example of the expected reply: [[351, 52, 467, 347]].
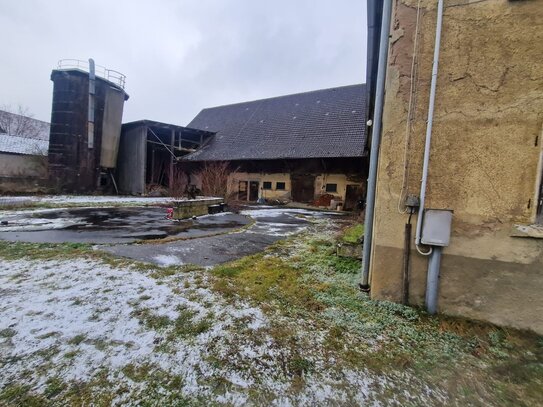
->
[[0, 207, 249, 244], [0, 206, 343, 267]]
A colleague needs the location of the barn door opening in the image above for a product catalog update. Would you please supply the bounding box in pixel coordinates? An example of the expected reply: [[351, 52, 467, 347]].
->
[[249, 181, 260, 201], [344, 184, 363, 211], [291, 175, 315, 203]]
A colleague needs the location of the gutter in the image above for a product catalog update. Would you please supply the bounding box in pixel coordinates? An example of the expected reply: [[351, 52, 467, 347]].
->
[[361, 0, 393, 289]]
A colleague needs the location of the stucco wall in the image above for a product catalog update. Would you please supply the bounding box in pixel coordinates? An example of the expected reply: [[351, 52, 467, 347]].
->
[[315, 174, 362, 202], [228, 172, 292, 201], [0, 152, 48, 193], [0, 153, 46, 178], [370, 0, 543, 333], [228, 172, 362, 203]]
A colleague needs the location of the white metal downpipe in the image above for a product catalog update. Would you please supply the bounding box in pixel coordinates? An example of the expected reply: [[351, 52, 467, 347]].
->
[[417, 0, 445, 314], [88, 58, 96, 150], [415, 0, 444, 249], [361, 0, 393, 288]]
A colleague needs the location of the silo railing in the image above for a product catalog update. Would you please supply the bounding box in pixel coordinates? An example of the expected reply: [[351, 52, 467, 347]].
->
[[57, 59, 126, 89]]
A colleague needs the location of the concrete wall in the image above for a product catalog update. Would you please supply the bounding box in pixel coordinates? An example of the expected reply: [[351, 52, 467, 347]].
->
[[117, 126, 147, 195], [370, 0, 543, 334], [0, 153, 45, 177], [0, 152, 48, 193]]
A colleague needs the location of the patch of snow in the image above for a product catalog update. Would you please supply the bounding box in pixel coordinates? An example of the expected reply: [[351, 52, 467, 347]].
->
[[0, 226, 447, 405], [0, 195, 221, 207], [152, 254, 183, 266], [0, 195, 174, 205], [196, 211, 234, 219], [0, 216, 87, 232]]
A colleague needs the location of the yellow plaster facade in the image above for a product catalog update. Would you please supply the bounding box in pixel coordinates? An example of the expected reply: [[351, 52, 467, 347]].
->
[[228, 172, 292, 201], [370, 0, 543, 333], [228, 172, 363, 206]]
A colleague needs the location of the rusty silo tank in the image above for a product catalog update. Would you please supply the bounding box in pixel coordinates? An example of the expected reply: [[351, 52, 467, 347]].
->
[[48, 59, 129, 193]]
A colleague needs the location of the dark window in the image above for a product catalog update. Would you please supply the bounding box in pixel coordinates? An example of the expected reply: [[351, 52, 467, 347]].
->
[[263, 181, 272, 190], [276, 182, 286, 190], [325, 183, 338, 193]]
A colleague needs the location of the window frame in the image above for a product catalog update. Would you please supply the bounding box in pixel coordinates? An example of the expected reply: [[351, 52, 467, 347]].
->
[[325, 183, 338, 193], [276, 181, 286, 191]]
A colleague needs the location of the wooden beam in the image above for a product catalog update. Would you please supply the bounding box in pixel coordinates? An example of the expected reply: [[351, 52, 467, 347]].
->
[[146, 140, 195, 152]]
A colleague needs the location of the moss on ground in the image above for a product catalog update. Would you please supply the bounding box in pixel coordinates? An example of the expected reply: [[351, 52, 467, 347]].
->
[[341, 222, 364, 244], [209, 222, 543, 406], [0, 368, 195, 407]]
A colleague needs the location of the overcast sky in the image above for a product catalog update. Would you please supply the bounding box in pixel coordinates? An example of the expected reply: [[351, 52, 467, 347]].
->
[[0, 0, 366, 125]]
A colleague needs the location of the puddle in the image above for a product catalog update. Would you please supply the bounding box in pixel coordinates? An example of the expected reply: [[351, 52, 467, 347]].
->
[[103, 207, 346, 267], [0, 207, 250, 244]]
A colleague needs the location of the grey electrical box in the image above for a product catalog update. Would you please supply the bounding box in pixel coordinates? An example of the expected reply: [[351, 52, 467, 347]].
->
[[421, 209, 453, 247]]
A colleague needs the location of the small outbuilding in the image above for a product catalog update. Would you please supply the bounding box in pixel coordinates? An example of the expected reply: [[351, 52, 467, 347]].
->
[[0, 110, 49, 193], [116, 120, 214, 195]]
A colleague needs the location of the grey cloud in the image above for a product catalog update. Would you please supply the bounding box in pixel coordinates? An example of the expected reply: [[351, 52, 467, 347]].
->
[[0, 0, 366, 125]]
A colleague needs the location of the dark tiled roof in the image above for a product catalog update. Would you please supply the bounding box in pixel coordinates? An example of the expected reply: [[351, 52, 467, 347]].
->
[[183, 84, 366, 161]]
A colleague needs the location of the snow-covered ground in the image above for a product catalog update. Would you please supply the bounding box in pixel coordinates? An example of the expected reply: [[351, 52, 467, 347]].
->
[[0, 215, 87, 232], [0, 254, 441, 405], [0, 195, 178, 207], [241, 207, 342, 237]]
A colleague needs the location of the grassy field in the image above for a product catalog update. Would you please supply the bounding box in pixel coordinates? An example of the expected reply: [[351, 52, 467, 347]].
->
[[0, 217, 541, 406]]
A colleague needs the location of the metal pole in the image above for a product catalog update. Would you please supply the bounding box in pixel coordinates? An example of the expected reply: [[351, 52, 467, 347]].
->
[[88, 58, 95, 149], [361, 0, 393, 289], [169, 129, 175, 191], [415, 0, 444, 246], [402, 221, 412, 305], [425, 246, 442, 314]]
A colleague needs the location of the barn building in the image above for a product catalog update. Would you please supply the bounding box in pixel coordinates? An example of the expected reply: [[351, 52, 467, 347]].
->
[[182, 84, 367, 209]]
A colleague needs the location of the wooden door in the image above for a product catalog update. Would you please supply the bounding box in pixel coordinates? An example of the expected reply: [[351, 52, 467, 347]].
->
[[291, 175, 315, 203], [344, 184, 364, 211], [249, 181, 260, 201]]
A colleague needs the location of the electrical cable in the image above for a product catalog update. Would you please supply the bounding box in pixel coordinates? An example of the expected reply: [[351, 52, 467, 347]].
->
[[397, 0, 422, 214], [416, 244, 433, 256]]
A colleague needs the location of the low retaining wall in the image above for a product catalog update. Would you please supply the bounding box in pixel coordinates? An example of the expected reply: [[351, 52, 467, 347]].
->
[[172, 198, 224, 219]]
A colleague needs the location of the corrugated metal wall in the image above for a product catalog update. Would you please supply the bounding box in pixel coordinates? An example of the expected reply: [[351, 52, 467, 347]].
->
[[100, 86, 126, 168], [117, 126, 146, 195]]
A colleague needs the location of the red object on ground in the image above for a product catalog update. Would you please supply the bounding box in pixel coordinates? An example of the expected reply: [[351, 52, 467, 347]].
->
[[314, 194, 334, 207], [166, 208, 174, 219]]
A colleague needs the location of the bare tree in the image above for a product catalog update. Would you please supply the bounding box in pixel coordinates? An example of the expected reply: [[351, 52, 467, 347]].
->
[[0, 105, 46, 139], [169, 166, 190, 199], [196, 161, 236, 198]]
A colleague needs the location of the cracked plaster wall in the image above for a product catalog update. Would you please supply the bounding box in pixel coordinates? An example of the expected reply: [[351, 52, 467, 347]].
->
[[370, 0, 543, 333]]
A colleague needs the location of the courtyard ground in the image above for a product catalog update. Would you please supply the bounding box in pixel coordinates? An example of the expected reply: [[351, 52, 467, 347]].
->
[[0, 206, 541, 406]]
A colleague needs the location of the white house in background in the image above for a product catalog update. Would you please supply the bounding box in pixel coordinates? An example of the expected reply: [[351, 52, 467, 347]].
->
[[0, 110, 50, 193]]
